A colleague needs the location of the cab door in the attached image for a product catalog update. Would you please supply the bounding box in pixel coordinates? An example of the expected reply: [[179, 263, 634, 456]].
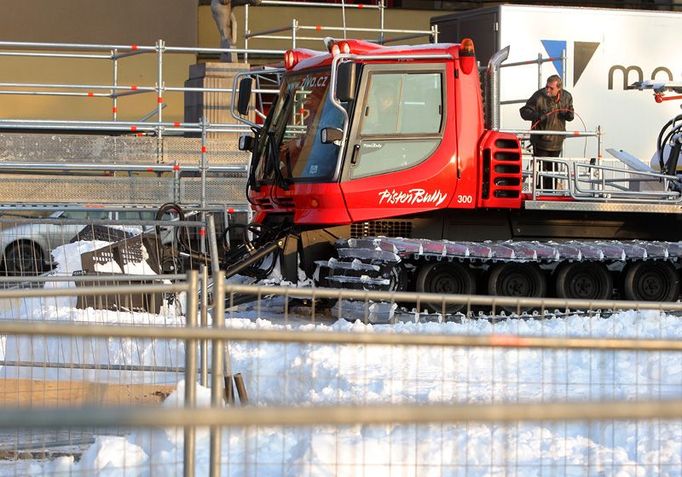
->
[[339, 63, 457, 222]]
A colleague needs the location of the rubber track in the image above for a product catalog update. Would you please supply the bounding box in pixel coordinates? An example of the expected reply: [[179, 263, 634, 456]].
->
[[317, 237, 682, 289]]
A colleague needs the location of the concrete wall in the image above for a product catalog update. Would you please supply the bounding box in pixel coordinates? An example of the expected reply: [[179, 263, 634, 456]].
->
[[0, 0, 197, 45]]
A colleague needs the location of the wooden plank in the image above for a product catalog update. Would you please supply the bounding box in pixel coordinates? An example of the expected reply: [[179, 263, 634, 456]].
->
[[0, 379, 174, 407]]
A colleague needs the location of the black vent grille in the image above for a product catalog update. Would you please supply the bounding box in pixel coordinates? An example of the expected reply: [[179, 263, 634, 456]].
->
[[277, 198, 295, 208], [253, 197, 295, 210], [350, 221, 413, 238]]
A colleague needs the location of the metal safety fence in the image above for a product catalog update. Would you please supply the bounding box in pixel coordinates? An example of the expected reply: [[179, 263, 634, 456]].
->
[[0, 253, 681, 475], [0, 39, 282, 126], [0, 38, 263, 214]]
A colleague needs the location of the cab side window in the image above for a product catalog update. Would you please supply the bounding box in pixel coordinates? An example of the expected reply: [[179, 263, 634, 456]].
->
[[352, 71, 443, 179]]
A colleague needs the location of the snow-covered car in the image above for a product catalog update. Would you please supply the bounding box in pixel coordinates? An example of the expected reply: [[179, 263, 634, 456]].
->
[[0, 209, 160, 276]]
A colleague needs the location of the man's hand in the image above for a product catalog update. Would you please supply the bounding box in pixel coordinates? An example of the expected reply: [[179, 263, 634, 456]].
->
[[558, 110, 574, 121], [519, 105, 539, 122]]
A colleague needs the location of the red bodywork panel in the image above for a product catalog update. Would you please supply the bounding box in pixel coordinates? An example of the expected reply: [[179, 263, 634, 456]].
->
[[249, 40, 523, 227], [251, 183, 351, 225]]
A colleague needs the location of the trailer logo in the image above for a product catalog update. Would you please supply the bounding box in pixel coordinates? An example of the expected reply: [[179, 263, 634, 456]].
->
[[378, 188, 447, 207], [542, 40, 674, 90], [541, 40, 600, 86], [607, 64, 674, 90]]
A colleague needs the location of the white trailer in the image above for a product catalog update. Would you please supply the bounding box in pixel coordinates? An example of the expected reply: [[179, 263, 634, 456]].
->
[[432, 5, 682, 163]]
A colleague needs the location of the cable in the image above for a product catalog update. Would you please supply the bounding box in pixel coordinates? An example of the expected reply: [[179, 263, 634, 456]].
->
[[656, 114, 682, 173]]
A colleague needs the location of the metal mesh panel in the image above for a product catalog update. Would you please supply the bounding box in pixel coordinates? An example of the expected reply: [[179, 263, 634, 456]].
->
[[0, 174, 247, 207], [0, 133, 250, 166], [180, 176, 248, 206], [163, 136, 250, 165], [0, 175, 174, 204], [0, 133, 158, 165]]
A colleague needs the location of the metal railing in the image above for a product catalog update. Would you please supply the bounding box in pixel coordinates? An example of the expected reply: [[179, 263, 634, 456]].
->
[[242, 0, 437, 62], [523, 155, 682, 203], [0, 39, 283, 127], [0, 2, 436, 127], [498, 52, 567, 106], [245, 18, 437, 51], [0, 38, 268, 214]]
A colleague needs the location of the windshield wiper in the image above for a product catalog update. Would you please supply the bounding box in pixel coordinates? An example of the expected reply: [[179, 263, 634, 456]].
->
[[267, 92, 297, 190], [266, 130, 290, 191]]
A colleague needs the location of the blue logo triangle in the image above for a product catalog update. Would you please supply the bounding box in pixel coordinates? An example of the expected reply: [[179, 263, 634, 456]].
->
[[541, 40, 566, 78]]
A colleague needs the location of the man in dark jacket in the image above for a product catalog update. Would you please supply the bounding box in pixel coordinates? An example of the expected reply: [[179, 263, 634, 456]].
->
[[520, 75, 574, 189]]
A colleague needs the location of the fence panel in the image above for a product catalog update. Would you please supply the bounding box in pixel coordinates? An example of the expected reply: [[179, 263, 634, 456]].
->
[[0, 271, 680, 476]]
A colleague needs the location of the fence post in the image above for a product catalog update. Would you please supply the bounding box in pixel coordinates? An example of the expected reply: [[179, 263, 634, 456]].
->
[[244, 4, 250, 63], [207, 214, 221, 276], [210, 270, 226, 477], [379, 0, 385, 44], [537, 53, 543, 91], [111, 48, 118, 121], [200, 264, 209, 386], [200, 118, 208, 257], [292, 19, 298, 49], [156, 39, 165, 124], [561, 48, 567, 92], [184, 270, 199, 477], [173, 166, 180, 203], [156, 39, 166, 162]]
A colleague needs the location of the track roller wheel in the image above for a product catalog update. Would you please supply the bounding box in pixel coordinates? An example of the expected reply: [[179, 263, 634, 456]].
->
[[415, 262, 475, 314], [555, 262, 613, 300], [623, 261, 680, 302], [487, 263, 546, 299], [388, 264, 409, 292]]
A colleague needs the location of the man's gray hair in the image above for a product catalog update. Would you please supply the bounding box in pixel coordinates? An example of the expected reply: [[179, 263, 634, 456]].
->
[[546, 74, 563, 89]]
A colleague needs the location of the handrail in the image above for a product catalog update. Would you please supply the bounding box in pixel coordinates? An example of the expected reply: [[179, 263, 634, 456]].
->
[[0, 118, 253, 133], [246, 22, 434, 44], [528, 156, 682, 203], [260, 0, 382, 9], [0, 39, 285, 128], [0, 162, 247, 173]]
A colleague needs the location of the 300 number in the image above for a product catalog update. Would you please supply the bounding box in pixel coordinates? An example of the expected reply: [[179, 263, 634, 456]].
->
[[456, 195, 473, 204]]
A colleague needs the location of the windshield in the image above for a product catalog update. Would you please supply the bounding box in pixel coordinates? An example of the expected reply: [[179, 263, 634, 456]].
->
[[252, 70, 345, 185]]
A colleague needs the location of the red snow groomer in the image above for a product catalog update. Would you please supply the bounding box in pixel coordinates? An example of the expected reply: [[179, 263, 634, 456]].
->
[[227, 38, 682, 310]]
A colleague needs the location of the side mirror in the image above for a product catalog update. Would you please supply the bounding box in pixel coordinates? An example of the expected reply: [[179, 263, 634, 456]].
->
[[238, 134, 255, 152], [237, 77, 253, 116], [336, 62, 357, 102], [320, 127, 343, 144]]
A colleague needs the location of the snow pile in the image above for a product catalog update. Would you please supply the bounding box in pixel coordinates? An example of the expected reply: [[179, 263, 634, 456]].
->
[[3, 310, 681, 476]]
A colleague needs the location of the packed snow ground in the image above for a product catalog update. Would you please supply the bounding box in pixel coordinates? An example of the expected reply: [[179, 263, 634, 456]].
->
[[1, 241, 681, 476]]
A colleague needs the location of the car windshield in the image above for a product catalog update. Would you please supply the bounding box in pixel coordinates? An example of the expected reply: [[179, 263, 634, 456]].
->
[[253, 70, 345, 184]]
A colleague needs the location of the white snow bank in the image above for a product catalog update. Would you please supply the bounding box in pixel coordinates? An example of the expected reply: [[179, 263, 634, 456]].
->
[[4, 309, 680, 477]]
